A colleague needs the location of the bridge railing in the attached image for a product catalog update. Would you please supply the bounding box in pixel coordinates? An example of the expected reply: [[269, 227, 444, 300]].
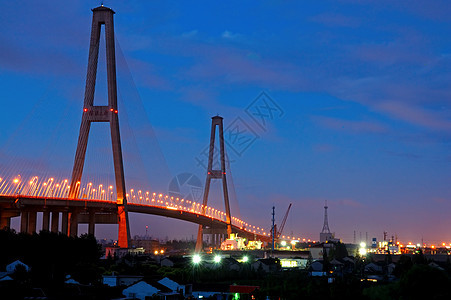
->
[[0, 174, 269, 237]]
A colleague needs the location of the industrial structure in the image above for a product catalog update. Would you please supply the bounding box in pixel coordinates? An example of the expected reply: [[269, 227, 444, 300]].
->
[[320, 200, 334, 243]]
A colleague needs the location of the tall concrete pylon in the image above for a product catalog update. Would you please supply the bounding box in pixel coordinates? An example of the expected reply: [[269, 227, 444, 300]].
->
[[69, 5, 131, 248], [195, 116, 232, 252]]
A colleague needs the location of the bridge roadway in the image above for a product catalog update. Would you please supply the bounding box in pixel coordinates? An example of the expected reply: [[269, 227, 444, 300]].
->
[[0, 195, 270, 243]]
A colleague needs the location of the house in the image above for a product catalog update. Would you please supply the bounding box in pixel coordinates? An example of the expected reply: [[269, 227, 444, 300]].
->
[[105, 247, 129, 259], [280, 258, 307, 269], [364, 262, 383, 274], [65, 275, 80, 285], [123, 280, 181, 300], [387, 263, 396, 275], [6, 260, 30, 274], [158, 277, 185, 295], [122, 281, 160, 300], [160, 257, 189, 268], [330, 259, 344, 276], [341, 257, 355, 274], [102, 274, 144, 287], [309, 260, 327, 277], [310, 244, 324, 260], [0, 274, 13, 282], [222, 257, 241, 272], [251, 258, 280, 273]]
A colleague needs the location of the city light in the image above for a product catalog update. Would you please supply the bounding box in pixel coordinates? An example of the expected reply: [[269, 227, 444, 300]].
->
[[192, 254, 201, 264], [359, 242, 367, 256], [214, 255, 221, 263], [242, 256, 249, 263]]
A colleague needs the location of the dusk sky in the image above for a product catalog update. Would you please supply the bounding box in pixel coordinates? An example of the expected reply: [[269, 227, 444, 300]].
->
[[1, 1, 450, 245]]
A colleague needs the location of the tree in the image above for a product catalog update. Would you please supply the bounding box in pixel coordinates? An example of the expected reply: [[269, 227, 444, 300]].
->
[[399, 264, 451, 299]]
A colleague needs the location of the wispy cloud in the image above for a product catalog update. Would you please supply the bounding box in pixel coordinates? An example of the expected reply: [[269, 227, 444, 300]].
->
[[376, 101, 451, 131], [182, 30, 198, 38], [222, 30, 241, 39], [313, 116, 388, 134]]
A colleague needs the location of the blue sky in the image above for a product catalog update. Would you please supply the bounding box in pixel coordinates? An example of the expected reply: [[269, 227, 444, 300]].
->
[[1, 1, 450, 244]]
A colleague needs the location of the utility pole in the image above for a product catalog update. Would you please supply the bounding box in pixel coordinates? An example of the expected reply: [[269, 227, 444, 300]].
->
[[271, 206, 275, 255]]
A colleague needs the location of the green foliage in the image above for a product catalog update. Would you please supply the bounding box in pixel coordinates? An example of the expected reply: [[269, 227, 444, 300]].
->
[[363, 282, 400, 300], [392, 255, 412, 278], [328, 242, 349, 261], [399, 264, 451, 299]]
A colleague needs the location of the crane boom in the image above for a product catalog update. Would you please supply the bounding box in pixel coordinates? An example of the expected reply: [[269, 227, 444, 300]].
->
[[277, 203, 292, 238]]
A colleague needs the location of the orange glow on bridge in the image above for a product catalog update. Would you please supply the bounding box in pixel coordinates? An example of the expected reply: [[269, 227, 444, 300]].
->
[[0, 173, 285, 238]]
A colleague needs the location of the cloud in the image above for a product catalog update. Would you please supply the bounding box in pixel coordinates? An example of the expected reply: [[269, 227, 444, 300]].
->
[[181, 30, 198, 38], [222, 30, 241, 39], [313, 116, 388, 134], [337, 199, 363, 208], [376, 101, 451, 131]]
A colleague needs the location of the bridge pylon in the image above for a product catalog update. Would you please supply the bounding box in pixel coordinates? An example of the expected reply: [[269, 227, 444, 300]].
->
[[195, 116, 232, 252], [68, 5, 131, 248]]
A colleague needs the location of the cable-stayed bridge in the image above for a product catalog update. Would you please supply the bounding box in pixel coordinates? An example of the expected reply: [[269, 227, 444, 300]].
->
[[0, 5, 272, 251]]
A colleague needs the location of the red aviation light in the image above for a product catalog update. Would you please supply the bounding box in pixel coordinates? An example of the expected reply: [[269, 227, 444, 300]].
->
[[110, 108, 114, 112], [83, 108, 88, 112], [114, 110, 118, 114]]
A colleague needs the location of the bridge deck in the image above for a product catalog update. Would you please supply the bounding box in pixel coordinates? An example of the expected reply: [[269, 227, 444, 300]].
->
[[0, 195, 271, 242]]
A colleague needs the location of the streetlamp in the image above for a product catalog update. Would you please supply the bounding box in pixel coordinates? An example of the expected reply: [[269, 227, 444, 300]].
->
[[214, 255, 221, 264], [192, 254, 201, 264]]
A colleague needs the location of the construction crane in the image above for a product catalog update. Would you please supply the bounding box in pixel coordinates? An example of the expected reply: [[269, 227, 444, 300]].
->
[[273, 203, 292, 240]]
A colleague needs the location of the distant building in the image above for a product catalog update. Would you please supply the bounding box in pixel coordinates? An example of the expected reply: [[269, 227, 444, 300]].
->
[[131, 237, 161, 254], [122, 281, 160, 300], [122, 278, 183, 300], [102, 274, 144, 287], [280, 258, 307, 269], [251, 258, 280, 273], [160, 257, 189, 268]]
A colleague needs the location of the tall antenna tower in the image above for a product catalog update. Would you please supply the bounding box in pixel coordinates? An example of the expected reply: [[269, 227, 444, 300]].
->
[[319, 200, 334, 243], [322, 200, 330, 233]]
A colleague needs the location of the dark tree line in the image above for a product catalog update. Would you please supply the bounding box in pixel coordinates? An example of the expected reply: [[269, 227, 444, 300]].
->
[[0, 228, 105, 298]]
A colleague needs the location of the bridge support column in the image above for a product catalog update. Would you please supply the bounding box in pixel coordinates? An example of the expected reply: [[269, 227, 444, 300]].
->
[[27, 211, 37, 234], [69, 211, 78, 237], [68, 5, 131, 248], [20, 211, 29, 233], [51, 212, 59, 233], [0, 216, 10, 229], [42, 210, 50, 231], [61, 211, 69, 235], [88, 210, 95, 236], [0, 210, 12, 229], [195, 116, 233, 253]]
